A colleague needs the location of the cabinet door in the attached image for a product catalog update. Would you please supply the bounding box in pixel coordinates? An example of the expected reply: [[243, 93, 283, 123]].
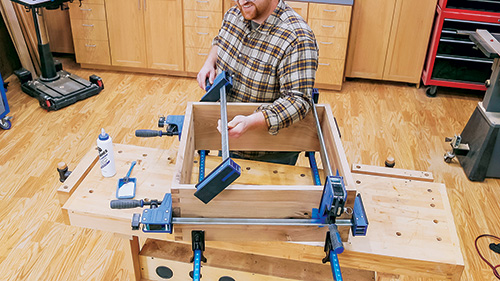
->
[[345, 0, 396, 79], [106, 0, 147, 67], [383, 0, 436, 83], [144, 0, 184, 70]]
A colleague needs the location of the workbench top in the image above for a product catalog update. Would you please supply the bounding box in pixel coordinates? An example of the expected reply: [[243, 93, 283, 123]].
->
[[59, 143, 463, 279]]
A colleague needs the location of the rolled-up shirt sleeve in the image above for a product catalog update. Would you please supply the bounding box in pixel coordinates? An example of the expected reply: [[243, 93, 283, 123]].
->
[[259, 36, 318, 135]]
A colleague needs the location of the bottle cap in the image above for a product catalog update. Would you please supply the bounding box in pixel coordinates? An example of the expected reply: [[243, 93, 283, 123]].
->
[[99, 128, 109, 141]]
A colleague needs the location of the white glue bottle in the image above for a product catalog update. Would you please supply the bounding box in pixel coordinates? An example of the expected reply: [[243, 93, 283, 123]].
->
[[97, 128, 116, 177]]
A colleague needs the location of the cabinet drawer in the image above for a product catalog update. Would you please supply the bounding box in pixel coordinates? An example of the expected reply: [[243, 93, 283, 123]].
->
[[309, 3, 351, 21], [184, 0, 222, 11], [184, 10, 222, 27], [185, 47, 211, 72], [70, 19, 109, 41], [74, 0, 104, 4], [316, 58, 344, 86], [74, 39, 110, 65], [316, 36, 347, 60], [287, 1, 308, 21], [68, 3, 106, 20], [184, 26, 219, 48], [309, 19, 349, 38]]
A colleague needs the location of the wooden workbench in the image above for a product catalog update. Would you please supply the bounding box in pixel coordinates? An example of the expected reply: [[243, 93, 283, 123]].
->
[[58, 143, 463, 280], [58, 103, 464, 280]]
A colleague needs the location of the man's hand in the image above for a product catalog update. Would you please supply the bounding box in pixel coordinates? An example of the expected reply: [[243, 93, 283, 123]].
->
[[197, 64, 216, 90], [197, 46, 218, 90], [217, 112, 267, 138]]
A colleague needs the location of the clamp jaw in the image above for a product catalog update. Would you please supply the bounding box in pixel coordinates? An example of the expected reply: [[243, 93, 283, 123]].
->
[[135, 115, 185, 141], [318, 175, 347, 224], [131, 193, 173, 233], [190, 230, 207, 281]]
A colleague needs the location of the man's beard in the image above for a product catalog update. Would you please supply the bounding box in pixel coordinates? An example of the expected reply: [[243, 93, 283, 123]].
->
[[237, 2, 259, 21]]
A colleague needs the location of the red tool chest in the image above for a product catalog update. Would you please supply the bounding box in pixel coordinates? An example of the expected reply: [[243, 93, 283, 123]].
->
[[422, 0, 500, 96]]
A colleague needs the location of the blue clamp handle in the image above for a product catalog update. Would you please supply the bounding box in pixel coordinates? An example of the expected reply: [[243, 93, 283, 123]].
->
[[124, 161, 136, 181], [323, 224, 344, 281]]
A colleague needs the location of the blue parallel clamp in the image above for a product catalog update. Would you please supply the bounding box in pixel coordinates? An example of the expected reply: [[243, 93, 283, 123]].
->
[[201, 71, 233, 102], [322, 224, 344, 281], [159, 115, 185, 140], [140, 193, 173, 233], [190, 230, 207, 281], [195, 71, 241, 204], [198, 150, 208, 182], [305, 152, 321, 186], [318, 175, 347, 224], [351, 193, 369, 236], [135, 115, 185, 140]]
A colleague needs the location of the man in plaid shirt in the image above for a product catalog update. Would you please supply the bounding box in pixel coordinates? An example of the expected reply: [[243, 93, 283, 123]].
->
[[197, 0, 318, 165]]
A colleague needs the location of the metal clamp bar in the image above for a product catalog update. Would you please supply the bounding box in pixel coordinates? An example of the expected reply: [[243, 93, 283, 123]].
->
[[311, 102, 333, 177], [173, 217, 352, 226], [220, 86, 229, 160]]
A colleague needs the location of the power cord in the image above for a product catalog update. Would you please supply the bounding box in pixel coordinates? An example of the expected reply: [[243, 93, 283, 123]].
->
[[475, 234, 500, 279]]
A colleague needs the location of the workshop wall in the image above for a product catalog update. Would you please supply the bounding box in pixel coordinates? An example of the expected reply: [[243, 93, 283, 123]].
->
[[0, 15, 21, 77]]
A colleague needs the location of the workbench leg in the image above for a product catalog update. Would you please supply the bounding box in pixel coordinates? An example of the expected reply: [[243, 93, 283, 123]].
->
[[127, 236, 141, 281]]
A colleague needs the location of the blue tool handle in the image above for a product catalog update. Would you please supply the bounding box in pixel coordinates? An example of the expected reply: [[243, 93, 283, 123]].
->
[[205, 78, 212, 91], [192, 249, 202, 281], [125, 161, 137, 180], [329, 224, 344, 254], [329, 251, 343, 281], [135, 129, 164, 137]]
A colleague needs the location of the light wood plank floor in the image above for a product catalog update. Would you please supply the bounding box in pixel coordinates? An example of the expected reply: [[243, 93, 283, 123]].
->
[[0, 57, 498, 280]]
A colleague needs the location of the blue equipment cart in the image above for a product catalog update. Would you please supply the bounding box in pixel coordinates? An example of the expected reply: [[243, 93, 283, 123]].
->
[[0, 73, 12, 130]]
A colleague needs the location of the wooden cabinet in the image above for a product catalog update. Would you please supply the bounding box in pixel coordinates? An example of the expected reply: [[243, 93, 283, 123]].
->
[[345, 0, 436, 84], [287, 1, 309, 21], [105, 0, 183, 70], [68, 0, 110, 65], [309, 3, 351, 90], [105, 0, 146, 67], [144, 0, 184, 70], [183, 0, 223, 73], [68, 0, 353, 90]]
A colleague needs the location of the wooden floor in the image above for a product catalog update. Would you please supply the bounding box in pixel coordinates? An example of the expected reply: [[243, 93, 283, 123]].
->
[[0, 57, 499, 280]]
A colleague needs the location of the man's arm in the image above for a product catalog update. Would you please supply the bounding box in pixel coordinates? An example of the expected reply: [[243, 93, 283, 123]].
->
[[219, 111, 267, 138], [259, 36, 318, 135], [196, 45, 218, 90]]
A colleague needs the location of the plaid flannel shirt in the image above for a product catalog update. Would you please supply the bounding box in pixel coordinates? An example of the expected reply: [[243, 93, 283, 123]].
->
[[213, 0, 319, 135]]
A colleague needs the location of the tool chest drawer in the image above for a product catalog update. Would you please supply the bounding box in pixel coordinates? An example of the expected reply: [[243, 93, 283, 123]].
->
[[432, 18, 498, 83], [439, 0, 500, 13], [308, 3, 351, 21], [68, 2, 106, 20], [422, 0, 500, 94], [184, 0, 221, 11]]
